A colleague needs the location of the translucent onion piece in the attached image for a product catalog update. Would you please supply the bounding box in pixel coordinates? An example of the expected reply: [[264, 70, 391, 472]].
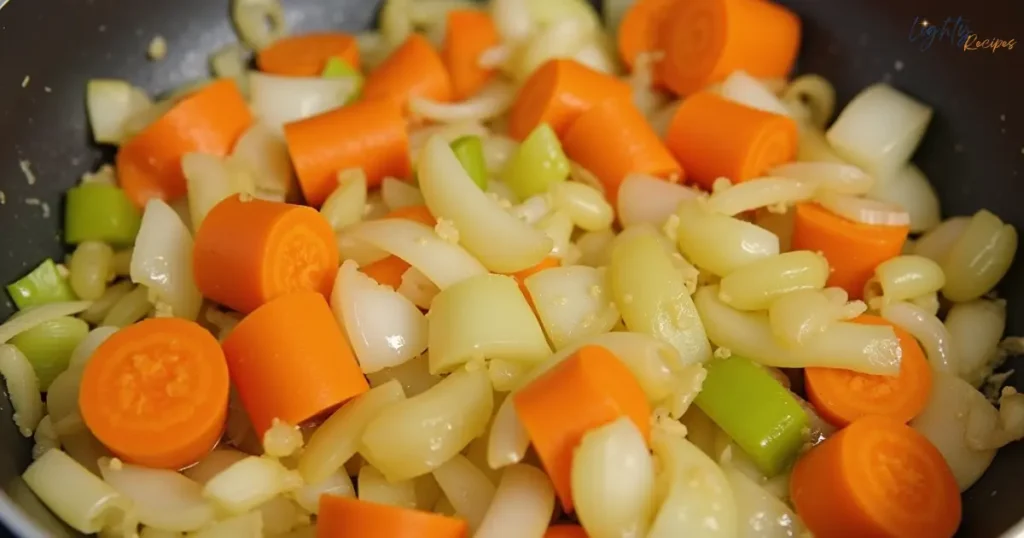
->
[[945, 299, 1006, 385], [32, 416, 60, 460], [781, 74, 836, 129], [629, 52, 669, 118], [914, 216, 970, 264], [86, 79, 152, 145], [0, 301, 92, 344], [398, 267, 440, 309], [336, 233, 390, 267], [487, 392, 532, 470], [248, 71, 357, 132], [292, 471, 354, 513], [475, 464, 554, 538], [483, 136, 519, 174], [708, 178, 815, 217], [815, 192, 910, 226], [768, 289, 843, 347], [549, 181, 614, 231], [410, 81, 516, 123], [231, 0, 286, 49], [695, 286, 901, 375], [203, 456, 300, 515], [69, 326, 118, 369], [347, 218, 488, 289], [574, 229, 616, 267], [795, 126, 845, 164], [258, 495, 306, 536], [725, 466, 805, 538], [872, 255, 946, 305], [572, 418, 654, 538], [380, 0, 413, 47], [432, 455, 497, 532], [318, 169, 368, 231], [535, 211, 575, 262], [182, 153, 255, 230], [361, 367, 493, 482], [419, 136, 553, 272], [184, 449, 249, 485], [262, 419, 303, 458], [719, 70, 790, 116], [358, 465, 418, 509], [365, 355, 441, 397], [428, 274, 551, 373], [491, 0, 533, 41], [210, 43, 249, 91], [616, 174, 700, 230], [191, 511, 262, 538], [675, 200, 780, 276], [514, 18, 592, 80], [299, 380, 406, 484], [525, 266, 620, 350], [99, 458, 215, 532], [826, 83, 933, 177], [647, 431, 737, 538], [508, 195, 552, 226], [880, 302, 956, 373], [572, 37, 620, 76], [130, 199, 202, 320], [718, 251, 830, 311], [768, 161, 874, 195], [941, 209, 1018, 302], [381, 177, 426, 210], [867, 163, 940, 233], [23, 449, 132, 535], [489, 359, 530, 392], [0, 345, 44, 436]]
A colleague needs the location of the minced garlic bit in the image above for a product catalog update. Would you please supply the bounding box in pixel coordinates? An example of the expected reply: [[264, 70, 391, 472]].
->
[[434, 218, 460, 243], [711, 177, 732, 193], [263, 418, 304, 458], [109, 457, 124, 470], [153, 301, 174, 318], [148, 35, 168, 61], [713, 347, 732, 359], [21, 76, 29, 88], [19, 160, 36, 185], [651, 407, 688, 438]]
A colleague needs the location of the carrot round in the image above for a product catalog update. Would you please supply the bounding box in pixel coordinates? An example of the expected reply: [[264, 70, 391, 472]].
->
[[116, 79, 252, 207], [257, 32, 360, 77], [79, 318, 229, 469], [284, 97, 411, 207], [791, 203, 909, 299], [442, 10, 500, 100], [805, 315, 932, 427], [507, 59, 631, 141], [544, 525, 589, 538], [513, 345, 651, 511], [363, 34, 453, 111], [790, 415, 961, 538], [318, 495, 468, 538], [562, 98, 681, 204], [664, 92, 797, 190], [222, 291, 369, 436], [193, 195, 339, 314], [617, 0, 676, 71], [656, 0, 800, 96]]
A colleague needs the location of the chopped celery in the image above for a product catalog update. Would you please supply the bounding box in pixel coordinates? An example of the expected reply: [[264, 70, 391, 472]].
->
[[6, 259, 76, 310], [10, 316, 89, 390], [695, 355, 809, 476], [64, 183, 141, 245], [501, 123, 571, 199], [450, 135, 488, 190], [322, 57, 363, 104]]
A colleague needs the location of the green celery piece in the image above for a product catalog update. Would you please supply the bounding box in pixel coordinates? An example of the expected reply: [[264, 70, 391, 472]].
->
[[6, 259, 76, 310], [322, 56, 363, 104], [695, 355, 809, 476], [501, 123, 570, 199], [10, 316, 89, 390], [450, 135, 488, 190], [64, 183, 141, 245]]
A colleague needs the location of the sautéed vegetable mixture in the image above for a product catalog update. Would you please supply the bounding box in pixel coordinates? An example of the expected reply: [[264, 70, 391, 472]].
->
[[1, 0, 1021, 536]]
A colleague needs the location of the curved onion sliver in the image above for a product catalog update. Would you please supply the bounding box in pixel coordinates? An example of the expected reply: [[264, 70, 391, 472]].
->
[[99, 458, 215, 532], [130, 199, 202, 320], [647, 431, 737, 538], [410, 81, 516, 124], [768, 162, 874, 196], [816, 192, 910, 226]]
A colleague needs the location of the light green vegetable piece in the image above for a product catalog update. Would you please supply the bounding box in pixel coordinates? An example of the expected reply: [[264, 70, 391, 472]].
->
[[6, 259, 76, 310], [322, 56, 363, 104], [501, 123, 570, 199], [695, 355, 808, 477], [450, 136, 488, 190], [10, 316, 89, 390], [64, 183, 141, 245]]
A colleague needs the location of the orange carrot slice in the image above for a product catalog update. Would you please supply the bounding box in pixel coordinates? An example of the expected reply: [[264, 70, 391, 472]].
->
[[79, 317, 229, 469], [193, 195, 340, 314], [363, 34, 454, 111], [513, 345, 651, 511], [545, 525, 589, 538], [563, 98, 682, 205], [656, 0, 801, 96], [617, 0, 676, 71], [805, 315, 932, 427], [284, 97, 411, 207], [507, 59, 631, 140], [257, 32, 361, 77], [116, 79, 252, 207], [664, 92, 797, 190], [442, 10, 501, 100], [318, 495, 468, 538], [791, 203, 909, 299], [222, 291, 369, 436], [790, 415, 961, 538]]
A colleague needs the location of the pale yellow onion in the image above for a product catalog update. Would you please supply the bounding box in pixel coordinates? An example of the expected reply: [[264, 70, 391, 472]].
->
[[826, 83, 933, 177], [574, 229, 616, 267], [514, 19, 591, 79], [86, 79, 152, 145], [427, 273, 551, 373], [231, 0, 285, 49], [475, 464, 554, 538], [489, 359, 530, 392], [914, 216, 970, 264], [365, 355, 441, 397], [483, 136, 519, 174], [32, 416, 60, 459], [867, 163, 940, 233], [23, 449, 132, 535], [398, 267, 440, 309], [724, 466, 805, 538], [909, 291, 940, 316], [463, 434, 503, 486], [768, 161, 873, 195], [768, 289, 841, 347], [945, 299, 1006, 385], [525, 266, 620, 350], [292, 471, 354, 513], [647, 431, 737, 538], [130, 199, 202, 320], [411, 81, 516, 123], [248, 71, 357, 132], [381, 177, 425, 210], [98, 458, 215, 532], [69, 241, 114, 301], [0, 301, 92, 344], [100, 285, 152, 327], [696, 286, 900, 374], [358, 465, 418, 509], [183, 449, 249, 485], [0, 345, 43, 436], [572, 36, 619, 75], [675, 200, 780, 276], [210, 43, 249, 90], [719, 70, 790, 116], [718, 251, 829, 311], [299, 380, 406, 484], [203, 456, 301, 515], [262, 419, 303, 459], [487, 393, 532, 470], [80, 281, 133, 325], [815, 192, 910, 226], [881, 302, 956, 373], [549, 181, 614, 231], [379, 0, 412, 46], [616, 174, 699, 229], [336, 233, 390, 267], [320, 169, 368, 231], [873, 255, 945, 305], [781, 74, 835, 128], [257, 495, 307, 536], [68, 326, 119, 368], [609, 231, 712, 365], [45, 366, 83, 425], [706, 177, 815, 216], [796, 126, 845, 164], [191, 511, 262, 538], [432, 455, 497, 531], [361, 367, 493, 482], [409, 121, 489, 165], [182, 153, 255, 230], [490, 0, 532, 41], [508, 195, 552, 225], [572, 417, 654, 538], [535, 210, 575, 262], [628, 52, 669, 118], [347, 218, 488, 289], [941, 210, 1018, 302]]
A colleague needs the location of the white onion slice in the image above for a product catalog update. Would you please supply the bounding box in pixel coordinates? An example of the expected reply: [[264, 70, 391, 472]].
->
[[525, 266, 620, 350], [768, 162, 874, 195], [432, 455, 496, 532], [0, 345, 44, 436], [381, 177, 426, 210], [410, 81, 516, 124], [359, 465, 418, 509], [475, 464, 555, 538], [23, 449, 133, 535], [719, 70, 790, 116], [706, 178, 815, 216], [182, 153, 255, 230], [487, 394, 532, 470], [881, 301, 957, 373], [248, 71, 357, 132], [192, 511, 263, 538], [867, 164, 940, 233], [0, 301, 92, 344], [130, 199, 203, 321], [292, 471, 354, 513], [815, 192, 910, 226], [86, 79, 152, 145], [99, 458, 215, 532], [945, 299, 1006, 385], [203, 457, 300, 515], [725, 465, 806, 538], [397, 267, 439, 309], [491, 0, 533, 42], [336, 233, 391, 267], [647, 431, 737, 538], [232, 122, 297, 202], [68, 326, 119, 368], [231, 0, 286, 50], [184, 449, 249, 485], [320, 169, 368, 232]]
